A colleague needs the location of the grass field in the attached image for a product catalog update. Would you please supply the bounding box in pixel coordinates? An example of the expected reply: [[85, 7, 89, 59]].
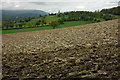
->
[[2, 21, 91, 34]]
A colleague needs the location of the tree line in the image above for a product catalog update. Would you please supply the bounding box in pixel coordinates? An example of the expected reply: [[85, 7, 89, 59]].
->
[[100, 6, 120, 15], [2, 16, 64, 30]]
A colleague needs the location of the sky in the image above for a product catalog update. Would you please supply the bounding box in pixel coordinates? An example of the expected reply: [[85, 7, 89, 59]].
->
[[1, 0, 119, 13]]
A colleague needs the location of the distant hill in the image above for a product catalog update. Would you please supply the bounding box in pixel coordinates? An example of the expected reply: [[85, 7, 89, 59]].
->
[[100, 6, 120, 15], [2, 10, 49, 21], [2, 10, 49, 17]]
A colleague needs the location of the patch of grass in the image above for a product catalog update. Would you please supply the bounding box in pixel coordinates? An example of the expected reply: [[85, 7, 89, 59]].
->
[[2, 27, 52, 34], [57, 21, 91, 29], [2, 21, 91, 34]]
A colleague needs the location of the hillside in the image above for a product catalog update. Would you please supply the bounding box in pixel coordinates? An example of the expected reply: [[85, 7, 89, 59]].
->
[[100, 6, 120, 15], [2, 20, 119, 79], [2, 10, 49, 21], [2, 9, 118, 31]]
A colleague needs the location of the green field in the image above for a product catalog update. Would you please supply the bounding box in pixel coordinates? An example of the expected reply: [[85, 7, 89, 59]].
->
[[2, 21, 91, 34]]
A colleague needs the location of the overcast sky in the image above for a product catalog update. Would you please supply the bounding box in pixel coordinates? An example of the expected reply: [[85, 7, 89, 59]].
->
[[1, 0, 119, 13]]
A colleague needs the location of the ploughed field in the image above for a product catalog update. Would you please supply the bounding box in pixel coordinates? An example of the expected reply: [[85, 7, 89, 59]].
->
[[2, 19, 120, 79]]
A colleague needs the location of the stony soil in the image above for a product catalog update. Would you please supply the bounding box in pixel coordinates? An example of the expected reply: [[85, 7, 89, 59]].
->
[[2, 19, 120, 79]]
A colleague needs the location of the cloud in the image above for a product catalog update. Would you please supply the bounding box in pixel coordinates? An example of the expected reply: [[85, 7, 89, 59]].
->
[[2, 0, 119, 2], [1, 0, 119, 13], [14, 4, 20, 7], [31, 2, 46, 5], [76, 6, 85, 9]]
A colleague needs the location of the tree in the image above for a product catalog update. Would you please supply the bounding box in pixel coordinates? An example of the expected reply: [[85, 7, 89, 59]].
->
[[18, 23, 23, 28], [41, 16, 46, 26], [61, 17, 65, 21], [2, 21, 14, 29], [50, 21, 59, 29], [58, 19, 64, 24], [10, 22, 14, 29], [44, 21, 47, 26], [24, 18, 30, 22], [38, 20, 41, 23], [35, 21, 41, 27], [103, 14, 112, 21], [39, 15, 42, 17]]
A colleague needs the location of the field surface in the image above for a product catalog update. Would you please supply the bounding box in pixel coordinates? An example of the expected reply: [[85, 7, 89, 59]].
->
[[2, 21, 90, 34], [2, 19, 120, 79]]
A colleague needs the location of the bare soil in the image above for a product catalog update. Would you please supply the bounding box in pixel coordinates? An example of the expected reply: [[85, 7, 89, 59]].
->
[[2, 19, 120, 79]]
